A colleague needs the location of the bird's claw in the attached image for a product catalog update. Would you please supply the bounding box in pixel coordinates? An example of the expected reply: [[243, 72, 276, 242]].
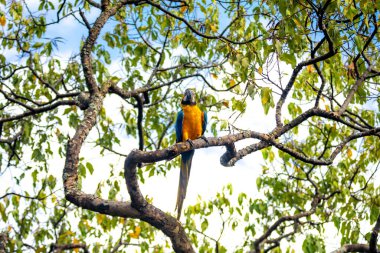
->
[[186, 139, 195, 149], [199, 135, 209, 144]]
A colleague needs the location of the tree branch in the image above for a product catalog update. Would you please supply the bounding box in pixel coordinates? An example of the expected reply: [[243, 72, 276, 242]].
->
[[146, 0, 261, 45], [275, 0, 336, 127], [63, 91, 140, 219], [336, 68, 371, 117], [125, 149, 195, 252], [134, 95, 144, 151], [252, 196, 319, 252], [80, 0, 142, 94], [0, 128, 22, 144], [370, 214, 380, 253], [331, 244, 378, 253], [0, 100, 79, 123], [50, 243, 89, 253]]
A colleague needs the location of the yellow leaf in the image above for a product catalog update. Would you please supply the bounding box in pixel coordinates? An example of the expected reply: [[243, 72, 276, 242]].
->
[[221, 100, 229, 108], [129, 226, 141, 239], [211, 73, 218, 79], [73, 239, 80, 253], [129, 232, 139, 239], [347, 62, 356, 79], [14, 195, 20, 204], [7, 225, 11, 232], [51, 194, 57, 203], [229, 79, 236, 86], [325, 105, 329, 111], [210, 24, 217, 32], [36, 247, 46, 253], [96, 213, 104, 225], [347, 62, 355, 71], [306, 64, 314, 73], [261, 96, 268, 105], [258, 66, 263, 75], [180, 5, 188, 13], [347, 148, 352, 158], [0, 16, 6, 27], [269, 151, 274, 161], [294, 18, 302, 28]]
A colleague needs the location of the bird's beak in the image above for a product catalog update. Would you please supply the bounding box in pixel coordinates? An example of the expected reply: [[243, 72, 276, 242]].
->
[[181, 89, 196, 105]]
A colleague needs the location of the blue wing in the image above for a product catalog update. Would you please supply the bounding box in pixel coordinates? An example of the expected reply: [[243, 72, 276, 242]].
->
[[175, 110, 184, 143], [202, 110, 207, 135]]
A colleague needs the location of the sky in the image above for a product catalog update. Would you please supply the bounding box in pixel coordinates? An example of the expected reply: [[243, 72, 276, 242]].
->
[[2, 0, 378, 252]]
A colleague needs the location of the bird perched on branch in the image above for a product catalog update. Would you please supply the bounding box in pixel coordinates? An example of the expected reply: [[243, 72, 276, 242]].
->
[[175, 89, 207, 220]]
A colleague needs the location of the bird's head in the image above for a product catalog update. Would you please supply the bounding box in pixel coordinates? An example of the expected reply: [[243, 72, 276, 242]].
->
[[181, 89, 197, 105]]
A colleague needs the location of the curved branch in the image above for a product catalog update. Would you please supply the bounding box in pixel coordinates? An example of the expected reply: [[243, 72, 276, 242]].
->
[[125, 149, 195, 252], [146, 0, 261, 45], [80, 0, 142, 94], [252, 196, 319, 252], [63, 91, 140, 218], [275, 0, 336, 126], [0, 100, 79, 123]]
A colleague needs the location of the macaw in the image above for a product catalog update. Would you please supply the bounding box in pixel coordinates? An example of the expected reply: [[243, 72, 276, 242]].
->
[[175, 89, 207, 220]]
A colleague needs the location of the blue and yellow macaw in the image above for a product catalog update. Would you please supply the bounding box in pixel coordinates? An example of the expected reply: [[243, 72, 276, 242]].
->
[[175, 89, 207, 219]]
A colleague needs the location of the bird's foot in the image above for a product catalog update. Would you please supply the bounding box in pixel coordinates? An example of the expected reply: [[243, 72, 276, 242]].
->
[[186, 139, 195, 149], [199, 135, 209, 144]]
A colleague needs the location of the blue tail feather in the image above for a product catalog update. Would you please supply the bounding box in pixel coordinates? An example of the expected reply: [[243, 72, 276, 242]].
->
[[176, 150, 194, 219]]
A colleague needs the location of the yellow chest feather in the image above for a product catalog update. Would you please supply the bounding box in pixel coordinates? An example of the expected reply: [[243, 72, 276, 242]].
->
[[182, 105, 203, 141]]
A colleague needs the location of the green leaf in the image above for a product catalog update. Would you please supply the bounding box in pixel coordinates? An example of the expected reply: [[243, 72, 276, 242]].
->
[[78, 163, 86, 177], [302, 235, 326, 253], [370, 206, 379, 225], [86, 162, 94, 175], [32, 42, 44, 49], [280, 53, 297, 68], [0, 202, 6, 221], [201, 219, 208, 231]]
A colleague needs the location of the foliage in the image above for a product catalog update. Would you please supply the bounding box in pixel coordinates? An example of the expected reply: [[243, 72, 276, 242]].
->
[[0, 0, 379, 252]]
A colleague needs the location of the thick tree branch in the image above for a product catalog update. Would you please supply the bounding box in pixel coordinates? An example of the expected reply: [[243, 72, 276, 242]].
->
[[125, 149, 195, 252], [80, 0, 142, 94], [50, 243, 89, 253], [331, 244, 378, 253], [63, 91, 140, 219], [0, 232, 8, 253]]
